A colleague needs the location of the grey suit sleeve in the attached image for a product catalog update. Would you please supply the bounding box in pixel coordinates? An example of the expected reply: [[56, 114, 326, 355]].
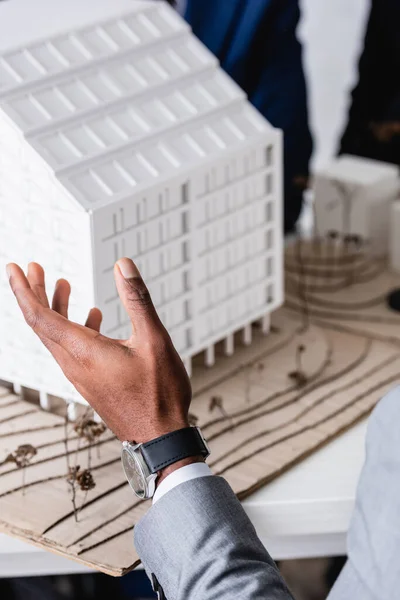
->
[[328, 386, 400, 600], [134, 476, 294, 600]]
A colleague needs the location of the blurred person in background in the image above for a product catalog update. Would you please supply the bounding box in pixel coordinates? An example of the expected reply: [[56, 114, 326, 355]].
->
[[168, 0, 313, 234], [172, 0, 400, 233], [340, 0, 400, 167]]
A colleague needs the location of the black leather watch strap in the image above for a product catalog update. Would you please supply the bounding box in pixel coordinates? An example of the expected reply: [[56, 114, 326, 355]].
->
[[141, 426, 209, 473]]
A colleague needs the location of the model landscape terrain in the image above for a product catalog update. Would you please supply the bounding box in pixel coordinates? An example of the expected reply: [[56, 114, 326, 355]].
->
[[2, 238, 400, 574]]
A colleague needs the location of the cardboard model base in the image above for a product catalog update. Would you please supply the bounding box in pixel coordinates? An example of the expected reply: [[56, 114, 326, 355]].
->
[[1, 240, 400, 575]]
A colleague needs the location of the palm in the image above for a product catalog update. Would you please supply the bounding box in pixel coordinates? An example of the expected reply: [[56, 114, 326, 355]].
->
[[6, 259, 191, 442]]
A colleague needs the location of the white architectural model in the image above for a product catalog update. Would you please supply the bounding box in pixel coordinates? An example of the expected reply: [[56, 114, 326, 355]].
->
[[0, 0, 283, 413], [314, 155, 399, 256]]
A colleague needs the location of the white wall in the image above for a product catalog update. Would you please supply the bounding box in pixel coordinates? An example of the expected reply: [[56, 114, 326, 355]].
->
[[299, 0, 370, 171]]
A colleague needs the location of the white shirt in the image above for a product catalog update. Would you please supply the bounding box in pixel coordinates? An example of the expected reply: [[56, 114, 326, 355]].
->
[[153, 462, 212, 503]]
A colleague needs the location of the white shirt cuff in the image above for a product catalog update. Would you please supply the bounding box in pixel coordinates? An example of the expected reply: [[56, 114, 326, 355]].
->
[[153, 462, 212, 504]]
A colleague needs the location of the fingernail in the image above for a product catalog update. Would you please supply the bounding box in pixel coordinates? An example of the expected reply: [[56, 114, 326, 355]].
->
[[6, 264, 12, 280], [117, 258, 140, 279]]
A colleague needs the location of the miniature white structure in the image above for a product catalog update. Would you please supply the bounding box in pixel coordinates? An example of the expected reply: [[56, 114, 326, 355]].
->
[[314, 155, 399, 256], [0, 0, 283, 412]]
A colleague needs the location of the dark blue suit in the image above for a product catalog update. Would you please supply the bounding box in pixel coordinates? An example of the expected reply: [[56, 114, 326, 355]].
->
[[184, 0, 313, 232]]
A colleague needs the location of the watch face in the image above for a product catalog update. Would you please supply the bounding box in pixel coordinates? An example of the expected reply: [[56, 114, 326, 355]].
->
[[121, 446, 146, 499]]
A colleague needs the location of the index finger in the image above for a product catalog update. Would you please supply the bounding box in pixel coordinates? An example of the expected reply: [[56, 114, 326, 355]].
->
[[6, 263, 87, 348]]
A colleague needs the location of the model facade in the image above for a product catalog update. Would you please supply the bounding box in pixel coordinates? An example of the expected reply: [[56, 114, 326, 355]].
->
[[0, 0, 283, 412]]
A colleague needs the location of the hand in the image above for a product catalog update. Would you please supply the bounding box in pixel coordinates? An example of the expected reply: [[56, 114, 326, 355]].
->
[[6, 258, 192, 444]]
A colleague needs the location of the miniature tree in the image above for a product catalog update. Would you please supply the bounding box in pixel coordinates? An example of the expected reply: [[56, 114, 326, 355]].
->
[[288, 344, 308, 388], [64, 411, 106, 522], [295, 237, 310, 331], [331, 179, 357, 239], [209, 396, 230, 420], [244, 362, 265, 404], [326, 230, 339, 281], [5, 444, 37, 495], [74, 416, 106, 460]]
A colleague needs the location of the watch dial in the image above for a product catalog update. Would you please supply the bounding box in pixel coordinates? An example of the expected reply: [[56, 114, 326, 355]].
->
[[122, 448, 146, 498]]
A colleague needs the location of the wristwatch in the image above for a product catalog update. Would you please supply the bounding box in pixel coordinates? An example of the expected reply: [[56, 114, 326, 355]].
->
[[121, 426, 210, 499]]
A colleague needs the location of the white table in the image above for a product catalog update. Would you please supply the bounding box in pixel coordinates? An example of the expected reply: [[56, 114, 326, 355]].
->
[[0, 420, 367, 578], [244, 420, 367, 561]]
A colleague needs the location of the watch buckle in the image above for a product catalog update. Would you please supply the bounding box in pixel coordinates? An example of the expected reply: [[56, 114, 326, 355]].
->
[[195, 426, 211, 459]]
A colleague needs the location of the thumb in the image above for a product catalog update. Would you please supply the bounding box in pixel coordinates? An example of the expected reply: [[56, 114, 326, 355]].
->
[[114, 258, 160, 335]]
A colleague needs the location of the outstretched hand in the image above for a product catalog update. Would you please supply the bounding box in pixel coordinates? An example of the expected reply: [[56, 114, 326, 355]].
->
[[6, 258, 192, 443]]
